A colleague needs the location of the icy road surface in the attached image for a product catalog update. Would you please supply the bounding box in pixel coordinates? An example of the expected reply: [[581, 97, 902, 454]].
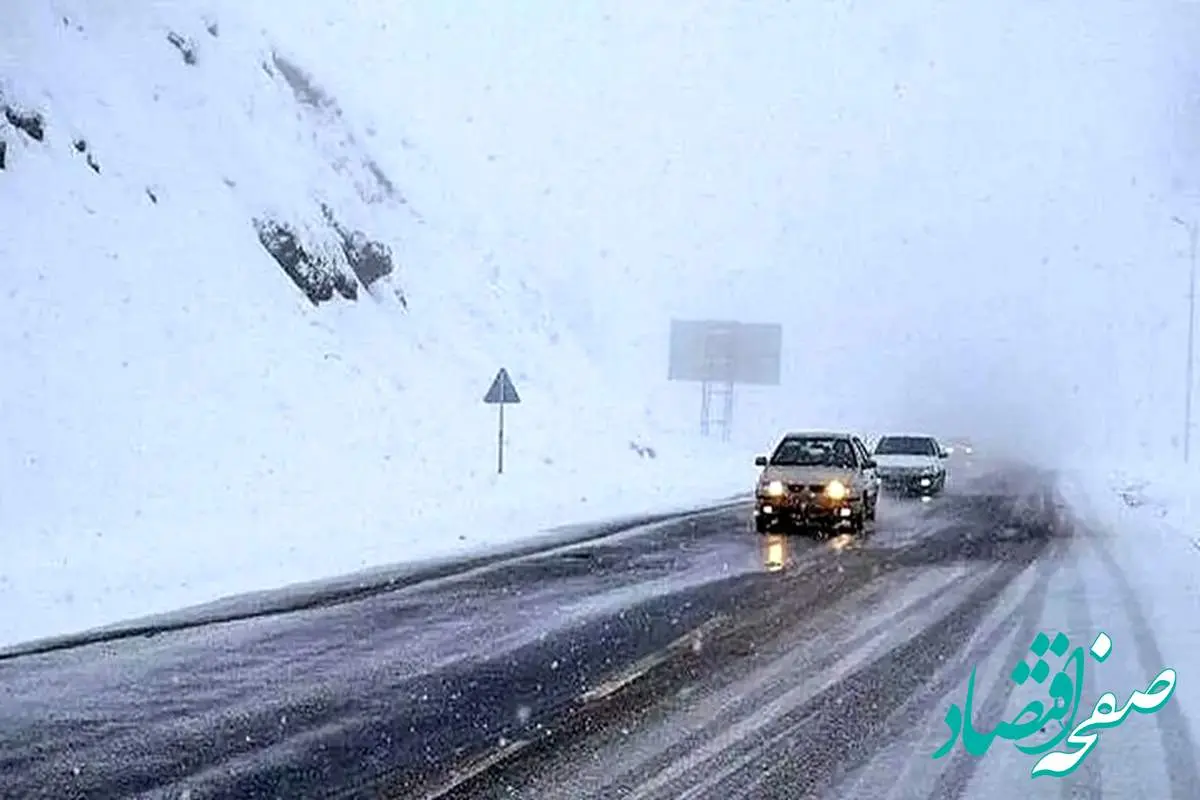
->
[[0, 464, 1194, 798], [437, 467, 1198, 800]]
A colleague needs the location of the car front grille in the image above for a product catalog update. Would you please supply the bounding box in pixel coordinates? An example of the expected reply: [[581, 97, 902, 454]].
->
[[881, 471, 937, 487]]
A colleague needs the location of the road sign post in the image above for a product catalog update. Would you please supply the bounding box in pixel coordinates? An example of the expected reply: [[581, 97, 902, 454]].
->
[[483, 367, 521, 474]]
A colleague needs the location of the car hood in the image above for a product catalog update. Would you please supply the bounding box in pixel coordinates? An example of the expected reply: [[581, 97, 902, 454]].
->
[[760, 465, 858, 484], [874, 454, 939, 470]]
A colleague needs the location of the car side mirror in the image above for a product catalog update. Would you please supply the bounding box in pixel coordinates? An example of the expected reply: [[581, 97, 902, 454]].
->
[[864, 458, 877, 469], [755, 455, 768, 467], [939, 451, 948, 459]]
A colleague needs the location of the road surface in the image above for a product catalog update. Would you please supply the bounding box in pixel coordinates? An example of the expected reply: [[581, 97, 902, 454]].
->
[[2, 462, 1188, 799]]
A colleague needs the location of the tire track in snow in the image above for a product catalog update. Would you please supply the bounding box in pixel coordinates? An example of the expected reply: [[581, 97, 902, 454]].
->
[[825, 517, 1064, 799], [1086, 517, 1199, 798], [828, 557, 1049, 798], [723, 524, 1057, 800], [1059, 530, 1103, 800], [603, 566, 977, 799], [922, 531, 1064, 799]]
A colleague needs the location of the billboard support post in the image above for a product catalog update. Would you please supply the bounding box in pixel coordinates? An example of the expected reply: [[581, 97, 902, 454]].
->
[[668, 319, 782, 440]]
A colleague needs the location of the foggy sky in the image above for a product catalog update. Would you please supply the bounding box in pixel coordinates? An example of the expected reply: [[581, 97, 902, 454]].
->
[[267, 0, 1199, 461]]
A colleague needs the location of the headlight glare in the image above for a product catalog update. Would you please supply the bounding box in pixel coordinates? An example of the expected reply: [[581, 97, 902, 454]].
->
[[825, 480, 848, 500], [765, 480, 785, 497]]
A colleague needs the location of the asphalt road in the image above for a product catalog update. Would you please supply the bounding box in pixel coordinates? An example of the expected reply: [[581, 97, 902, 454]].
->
[[0, 462, 1075, 799]]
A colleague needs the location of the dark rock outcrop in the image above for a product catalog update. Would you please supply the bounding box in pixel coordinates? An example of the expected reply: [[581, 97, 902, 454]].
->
[[254, 218, 357, 305], [339, 230, 394, 287], [629, 442, 658, 459], [72, 138, 100, 173], [4, 106, 44, 141], [320, 205, 398, 291], [166, 32, 197, 65]]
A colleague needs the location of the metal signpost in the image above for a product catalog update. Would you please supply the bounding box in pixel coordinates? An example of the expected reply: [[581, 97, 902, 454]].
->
[[483, 367, 521, 473], [667, 319, 783, 440], [1173, 216, 1197, 464]]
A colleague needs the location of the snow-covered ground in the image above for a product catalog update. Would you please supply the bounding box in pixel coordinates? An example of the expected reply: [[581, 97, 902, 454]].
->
[[1046, 462, 1200, 789], [1059, 461, 1200, 674], [0, 2, 757, 648]]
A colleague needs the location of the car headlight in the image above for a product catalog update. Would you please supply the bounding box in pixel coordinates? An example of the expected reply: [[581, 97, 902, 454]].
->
[[824, 480, 848, 500], [764, 480, 785, 497]]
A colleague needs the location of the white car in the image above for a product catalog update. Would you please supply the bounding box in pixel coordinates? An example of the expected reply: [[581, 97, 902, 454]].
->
[[945, 438, 975, 457], [873, 434, 948, 495]]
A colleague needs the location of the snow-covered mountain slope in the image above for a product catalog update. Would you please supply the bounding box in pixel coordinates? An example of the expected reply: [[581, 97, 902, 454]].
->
[[0, 2, 750, 647]]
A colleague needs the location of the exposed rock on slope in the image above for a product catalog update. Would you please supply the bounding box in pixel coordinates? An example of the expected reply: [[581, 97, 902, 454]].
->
[[253, 217, 358, 305]]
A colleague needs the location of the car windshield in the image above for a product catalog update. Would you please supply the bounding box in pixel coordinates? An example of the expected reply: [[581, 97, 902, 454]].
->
[[770, 437, 856, 468], [875, 436, 938, 456]]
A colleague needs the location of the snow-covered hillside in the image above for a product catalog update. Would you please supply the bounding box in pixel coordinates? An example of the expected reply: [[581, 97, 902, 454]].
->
[[0, 2, 750, 647]]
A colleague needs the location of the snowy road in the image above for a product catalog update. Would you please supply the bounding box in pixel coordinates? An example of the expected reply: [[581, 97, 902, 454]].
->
[[2, 464, 1194, 799], [449, 469, 1198, 800]]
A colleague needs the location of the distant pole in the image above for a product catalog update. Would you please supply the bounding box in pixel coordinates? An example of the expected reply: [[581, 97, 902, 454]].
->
[[1188, 222, 1196, 464], [723, 380, 735, 442], [1173, 216, 1197, 463], [498, 400, 505, 474]]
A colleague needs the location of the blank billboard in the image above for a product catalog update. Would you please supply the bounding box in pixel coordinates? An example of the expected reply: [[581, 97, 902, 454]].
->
[[668, 319, 782, 385]]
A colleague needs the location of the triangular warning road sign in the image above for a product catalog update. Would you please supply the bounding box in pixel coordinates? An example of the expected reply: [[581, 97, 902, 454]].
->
[[483, 368, 521, 404]]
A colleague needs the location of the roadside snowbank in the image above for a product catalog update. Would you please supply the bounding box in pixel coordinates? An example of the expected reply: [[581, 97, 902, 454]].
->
[[1060, 461, 1200, 549], [1, 441, 754, 649], [1056, 461, 1200, 757]]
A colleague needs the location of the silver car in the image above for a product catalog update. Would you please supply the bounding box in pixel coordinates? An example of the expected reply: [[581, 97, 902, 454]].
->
[[753, 431, 880, 536]]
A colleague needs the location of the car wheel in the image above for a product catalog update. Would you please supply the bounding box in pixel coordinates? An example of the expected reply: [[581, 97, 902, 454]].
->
[[866, 496, 877, 521]]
